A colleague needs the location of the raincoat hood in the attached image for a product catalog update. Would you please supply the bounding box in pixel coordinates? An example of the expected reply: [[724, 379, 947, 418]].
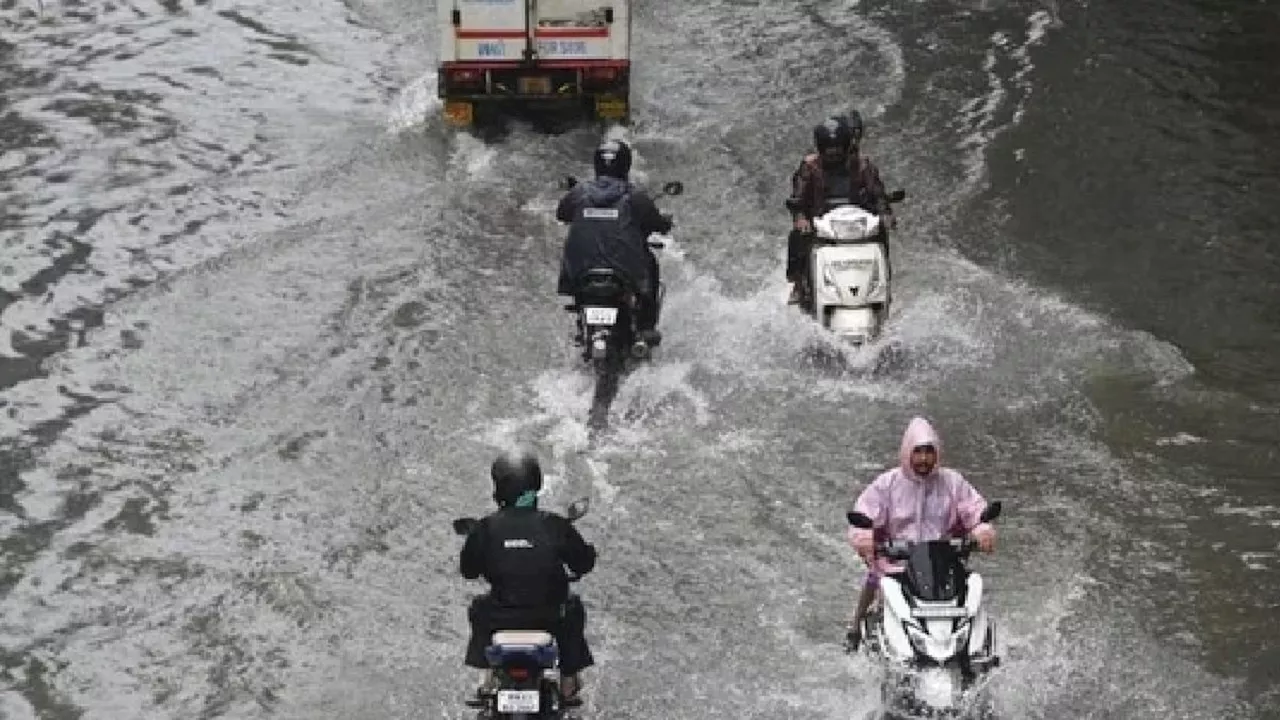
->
[[583, 176, 630, 205], [848, 417, 992, 572], [899, 416, 942, 478]]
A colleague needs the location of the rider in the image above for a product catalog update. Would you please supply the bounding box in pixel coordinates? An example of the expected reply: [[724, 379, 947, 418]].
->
[[556, 139, 673, 350], [460, 452, 598, 705], [844, 417, 997, 650], [785, 111, 896, 304]]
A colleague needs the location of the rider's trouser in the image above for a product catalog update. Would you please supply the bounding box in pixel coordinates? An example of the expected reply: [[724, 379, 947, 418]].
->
[[786, 229, 812, 282]]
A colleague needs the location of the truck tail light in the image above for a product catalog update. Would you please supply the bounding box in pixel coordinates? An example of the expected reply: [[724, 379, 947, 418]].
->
[[584, 66, 618, 83], [448, 68, 483, 85]]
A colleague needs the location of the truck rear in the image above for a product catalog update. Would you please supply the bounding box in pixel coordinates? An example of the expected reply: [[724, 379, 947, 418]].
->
[[437, 0, 632, 130]]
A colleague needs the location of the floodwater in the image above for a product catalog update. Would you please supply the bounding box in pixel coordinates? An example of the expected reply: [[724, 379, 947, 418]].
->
[[1, 0, 1276, 717]]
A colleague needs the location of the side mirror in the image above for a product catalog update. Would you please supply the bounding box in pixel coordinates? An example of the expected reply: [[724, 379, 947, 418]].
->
[[566, 497, 590, 521], [452, 517, 479, 536], [661, 181, 684, 197], [846, 511, 875, 529], [561, 175, 578, 190], [979, 501, 1002, 524], [887, 189, 906, 204]]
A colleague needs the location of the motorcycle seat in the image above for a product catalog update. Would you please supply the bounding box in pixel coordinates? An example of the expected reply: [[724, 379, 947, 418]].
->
[[490, 630, 555, 649]]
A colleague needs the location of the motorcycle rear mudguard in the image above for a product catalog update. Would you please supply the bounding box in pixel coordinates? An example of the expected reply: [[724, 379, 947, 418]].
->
[[577, 304, 636, 363]]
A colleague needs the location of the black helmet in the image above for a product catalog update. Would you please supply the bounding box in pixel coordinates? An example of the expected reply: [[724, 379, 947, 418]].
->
[[813, 117, 854, 164], [837, 110, 865, 144], [593, 139, 632, 180], [491, 451, 544, 506]]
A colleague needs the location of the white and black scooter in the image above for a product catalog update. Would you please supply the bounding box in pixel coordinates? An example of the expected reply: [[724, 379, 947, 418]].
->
[[846, 501, 1004, 718], [789, 190, 906, 346], [454, 497, 592, 719]]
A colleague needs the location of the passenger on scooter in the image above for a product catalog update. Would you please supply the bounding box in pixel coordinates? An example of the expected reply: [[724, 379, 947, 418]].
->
[[460, 452, 598, 706], [785, 111, 896, 304], [844, 417, 997, 650], [556, 139, 672, 348]]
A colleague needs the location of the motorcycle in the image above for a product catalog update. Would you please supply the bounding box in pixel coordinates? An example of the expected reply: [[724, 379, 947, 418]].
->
[[846, 501, 1004, 719], [557, 176, 683, 427], [454, 497, 592, 719], [788, 190, 906, 346]]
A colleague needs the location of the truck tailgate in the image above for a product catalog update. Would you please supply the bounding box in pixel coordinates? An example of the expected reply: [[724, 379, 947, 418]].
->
[[442, 0, 629, 64]]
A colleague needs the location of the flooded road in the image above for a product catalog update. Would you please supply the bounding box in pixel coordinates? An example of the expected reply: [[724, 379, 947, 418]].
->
[[1, 0, 1276, 717]]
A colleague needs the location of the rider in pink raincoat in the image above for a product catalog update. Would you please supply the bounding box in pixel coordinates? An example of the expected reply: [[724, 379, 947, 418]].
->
[[844, 416, 997, 650]]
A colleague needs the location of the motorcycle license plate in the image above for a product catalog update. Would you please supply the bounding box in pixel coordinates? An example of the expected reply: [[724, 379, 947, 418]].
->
[[496, 689, 540, 713], [583, 306, 618, 325]]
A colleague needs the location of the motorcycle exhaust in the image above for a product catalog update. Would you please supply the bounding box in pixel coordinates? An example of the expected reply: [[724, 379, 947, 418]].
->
[[630, 340, 649, 359]]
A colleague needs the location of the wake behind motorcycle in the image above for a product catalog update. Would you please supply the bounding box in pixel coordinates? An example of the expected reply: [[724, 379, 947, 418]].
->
[[454, 497, 592, 720], [787, 190, 906, 346], [557, 176, 683, 428], [846, 501, 1004, 719]]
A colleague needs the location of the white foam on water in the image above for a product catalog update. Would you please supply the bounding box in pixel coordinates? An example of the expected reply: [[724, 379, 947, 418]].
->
[[385, 72, 442, 135], [957, 10, 1061, 192]]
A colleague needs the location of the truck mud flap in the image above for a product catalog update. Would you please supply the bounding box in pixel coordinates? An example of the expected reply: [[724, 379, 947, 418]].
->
[[594, 95, 628, 122], [443, 100, 473, 127]]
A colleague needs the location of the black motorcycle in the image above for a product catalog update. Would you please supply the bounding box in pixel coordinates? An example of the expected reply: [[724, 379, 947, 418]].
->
[[455, 498, 591, 719], [558, 177, 683, 428]]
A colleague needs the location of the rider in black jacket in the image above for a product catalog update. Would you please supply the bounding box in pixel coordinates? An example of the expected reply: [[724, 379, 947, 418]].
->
[[556, 139, 673, 349], [461, 452, 598, 705]]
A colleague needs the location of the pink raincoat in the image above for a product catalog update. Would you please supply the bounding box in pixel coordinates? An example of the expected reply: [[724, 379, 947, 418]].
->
[[847, 417, 994, 581]]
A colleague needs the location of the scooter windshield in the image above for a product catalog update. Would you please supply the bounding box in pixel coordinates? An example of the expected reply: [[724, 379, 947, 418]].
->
[[899, 541, 967, 602]]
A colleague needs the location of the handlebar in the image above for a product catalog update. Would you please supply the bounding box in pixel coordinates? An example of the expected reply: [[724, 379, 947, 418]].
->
[[786, 188, 907, 218], [561, 176, 684, 199], [846, 501, 1003, 562], [873, 537, 977, 561]]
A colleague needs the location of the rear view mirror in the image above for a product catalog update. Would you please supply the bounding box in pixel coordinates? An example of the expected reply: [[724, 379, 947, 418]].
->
[[561, 175, 578, 190], [846, 511, 874, 529], [566, 497, 590, 521], [661, 181, 684, 197], [979, 501, 1002, 524], [887, 189, 906, 203], [452, 517, 479, 536]]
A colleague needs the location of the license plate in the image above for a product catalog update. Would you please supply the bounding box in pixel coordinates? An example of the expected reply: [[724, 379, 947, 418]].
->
[[496, 689, 540, 713], [517, 76, 552, 94], [583, 306, 618, 325], [595, 96, 627, 118], [443, 101, 473, 127]]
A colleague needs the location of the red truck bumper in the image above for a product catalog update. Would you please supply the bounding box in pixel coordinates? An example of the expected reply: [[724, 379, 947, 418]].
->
[[437, 59, 630, 127]]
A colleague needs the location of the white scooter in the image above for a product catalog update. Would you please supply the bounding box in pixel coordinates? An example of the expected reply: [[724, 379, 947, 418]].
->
[[846, 501, 1003, 719], [790, 190, 905, 345]]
